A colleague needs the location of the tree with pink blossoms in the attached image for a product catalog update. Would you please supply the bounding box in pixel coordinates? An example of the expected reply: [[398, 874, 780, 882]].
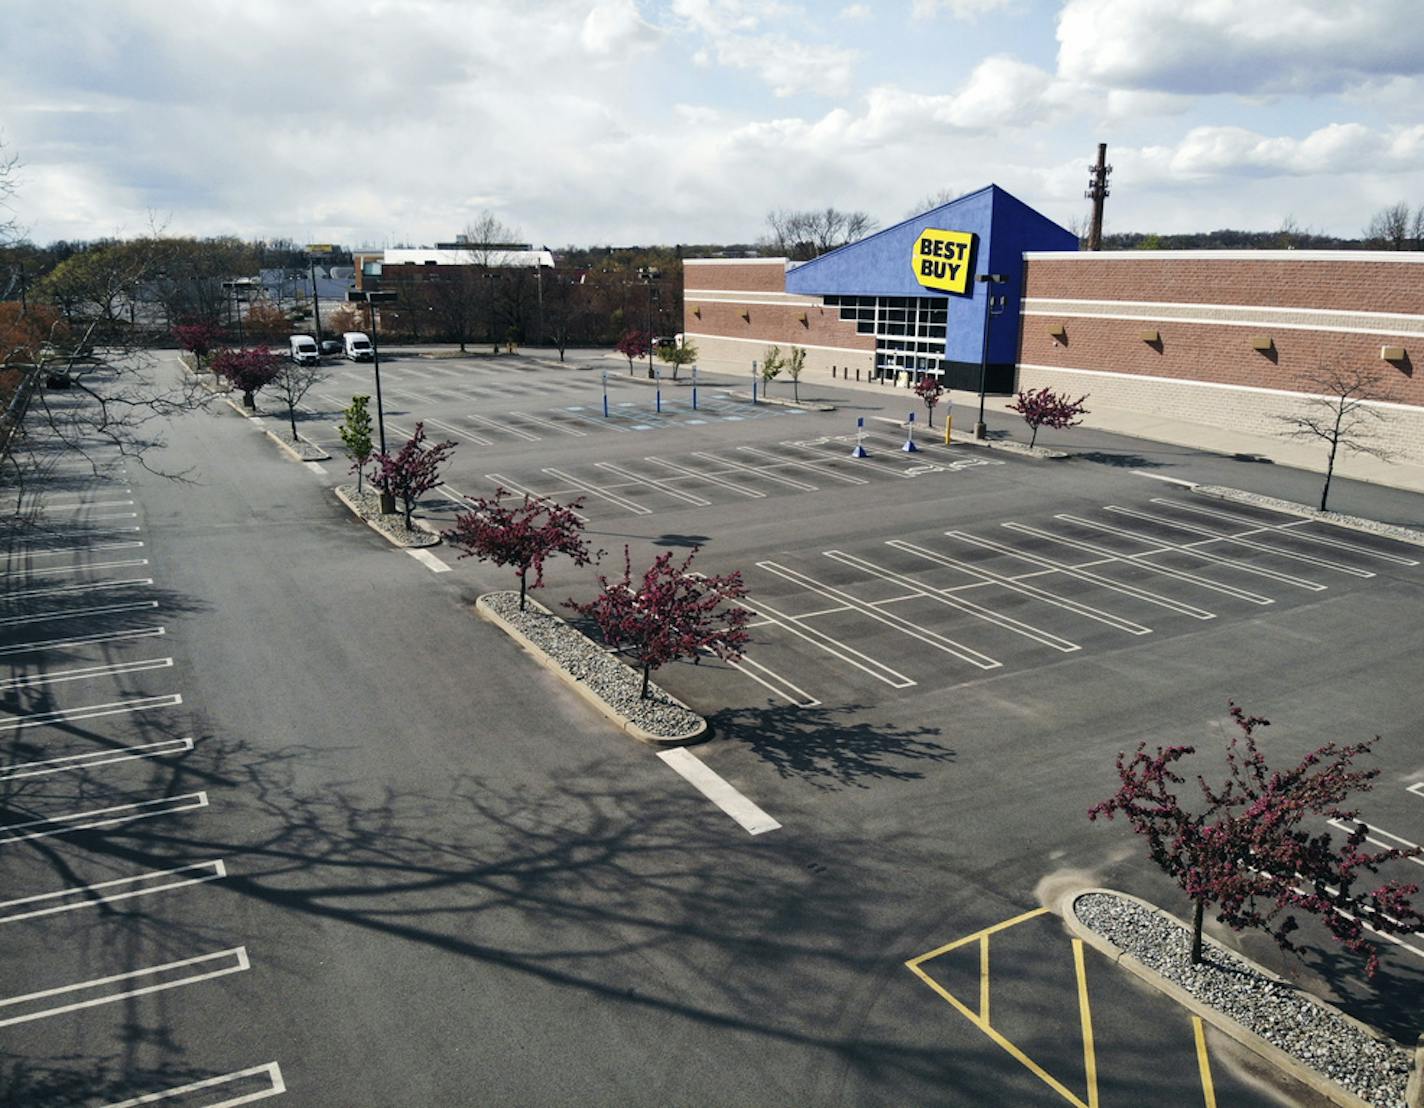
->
[[367, 421, 455, 530], [442, 487, 596, 611], [1008, 386, 1089, 448], [913, 375, 945, 428], [1089, 703, 1423, 975], [212, 346, 281, 409], [615, 329, 650, 376], [173, 320, 224, 380], [568, 547, 751, 700]]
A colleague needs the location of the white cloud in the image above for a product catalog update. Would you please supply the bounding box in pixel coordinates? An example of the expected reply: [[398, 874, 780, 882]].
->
[[838, 4, 871, 19], [671, 0, 858, 96], [581, 0, 661, 55], [1058, 0, 1424, 95], [912, 0, 1010, 19]]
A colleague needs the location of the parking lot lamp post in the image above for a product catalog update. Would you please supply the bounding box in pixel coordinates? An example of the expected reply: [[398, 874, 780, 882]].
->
[[637, 266, 659, 378], [222, 278, 257, 349], [348, 289, 398, 513], [973, 273, 1009, 440]]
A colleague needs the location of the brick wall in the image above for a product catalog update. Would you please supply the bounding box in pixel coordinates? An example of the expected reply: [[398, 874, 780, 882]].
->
[[684, 259, 791, 293], [1023, 254, 1424, 314]]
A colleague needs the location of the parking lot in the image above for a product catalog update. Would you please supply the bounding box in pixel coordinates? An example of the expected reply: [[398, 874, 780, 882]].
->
[[3, 351, 1421, 1105]]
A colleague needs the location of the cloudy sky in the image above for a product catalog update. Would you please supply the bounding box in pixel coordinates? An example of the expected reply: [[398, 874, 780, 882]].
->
[[4, 0, 1422, 248]]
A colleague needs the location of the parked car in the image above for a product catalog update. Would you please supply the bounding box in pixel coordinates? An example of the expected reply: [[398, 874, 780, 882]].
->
[[319, 339, 342, 356], [343, 332, 373, 361], [288, 334, 319, 366]]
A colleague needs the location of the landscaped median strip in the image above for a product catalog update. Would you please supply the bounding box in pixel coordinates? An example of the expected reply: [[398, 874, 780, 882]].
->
[[475, 591, 706, 745], [1063, 887, 1422, 1108], [333, 485, 441, 549]]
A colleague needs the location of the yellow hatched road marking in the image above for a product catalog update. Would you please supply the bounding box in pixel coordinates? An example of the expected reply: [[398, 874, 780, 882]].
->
[[1193, 1016, 1218, 1108], [1072, 939, 1100, 1108]]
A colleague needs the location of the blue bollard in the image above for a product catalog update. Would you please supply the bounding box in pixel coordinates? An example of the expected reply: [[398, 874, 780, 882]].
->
[[602, 371, 609, 418], [850, 415, 868, 458], [692, 365, 699, 410], [656, 369, 662, 413], [902, 410, 919, 453]]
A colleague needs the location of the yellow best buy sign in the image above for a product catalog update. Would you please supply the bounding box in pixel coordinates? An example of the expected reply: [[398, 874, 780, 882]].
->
[[913, 229, 975, 294]]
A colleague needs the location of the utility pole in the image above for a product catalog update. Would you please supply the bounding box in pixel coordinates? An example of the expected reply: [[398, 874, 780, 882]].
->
[[1085, 142, 1112, 251]]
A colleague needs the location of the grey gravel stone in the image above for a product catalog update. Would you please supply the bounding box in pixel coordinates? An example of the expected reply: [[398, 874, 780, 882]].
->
[[336, 484, 441, 548], [1075, 891, 1412, 1108], [484, 591, 704, 740], [1196, 485, 1424, 548]]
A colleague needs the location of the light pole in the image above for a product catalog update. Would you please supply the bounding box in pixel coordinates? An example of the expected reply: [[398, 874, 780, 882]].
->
[[973, 272, 1009, 440], [221, 278, 258, 349], [348, 289, 398, 513], [637, 266, 659, 379], [305, 244, 332, 345]]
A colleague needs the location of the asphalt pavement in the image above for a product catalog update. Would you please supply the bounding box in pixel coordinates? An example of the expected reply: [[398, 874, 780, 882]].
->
[[0, 348, 1419, 1106]]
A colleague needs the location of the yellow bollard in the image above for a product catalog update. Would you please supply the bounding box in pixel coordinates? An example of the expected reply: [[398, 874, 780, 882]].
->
[[945, 411, 952, 445]]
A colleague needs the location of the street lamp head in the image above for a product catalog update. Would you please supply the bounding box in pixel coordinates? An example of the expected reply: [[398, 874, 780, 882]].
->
[[976, 273, 1009, 285]]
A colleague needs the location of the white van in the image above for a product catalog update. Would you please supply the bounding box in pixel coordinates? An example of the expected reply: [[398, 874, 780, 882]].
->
[[343, 332, 374, 361], [288, 334, 319, 366]]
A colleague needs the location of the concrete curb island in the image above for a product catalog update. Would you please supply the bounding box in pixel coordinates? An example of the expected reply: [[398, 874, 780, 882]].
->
[[475, 593, 707, 747], [332, 485, 441, 549], [723, 389, 836, 412], [1061, 887, 1420, 1108]]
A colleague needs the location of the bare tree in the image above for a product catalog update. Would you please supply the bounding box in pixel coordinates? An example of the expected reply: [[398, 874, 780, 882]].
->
[[762, 208, 877, 261], [270, 357, 329, 442], [427, 268, 482, 352], [1412, 206, 1424, 251], [905, 189, 963, 217], [1277, 363, 1397, 511], [460, 210, 523, 268], [1365, 203, 1412, 250]]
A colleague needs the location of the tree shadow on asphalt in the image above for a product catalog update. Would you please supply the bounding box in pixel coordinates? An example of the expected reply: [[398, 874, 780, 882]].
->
[[708, 701, 954, 789], [0, 724, 1004, 1106], [1070, 450, 1166, 469]]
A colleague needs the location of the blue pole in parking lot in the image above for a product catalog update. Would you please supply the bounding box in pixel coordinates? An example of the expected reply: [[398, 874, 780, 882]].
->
[[903, 410, 919, 453], [692, 364, 698, 410], [655, 368, 662, 414], [850, 416, 868, 458], [602, 370, 608, 418], [752, 361, 758, 405]]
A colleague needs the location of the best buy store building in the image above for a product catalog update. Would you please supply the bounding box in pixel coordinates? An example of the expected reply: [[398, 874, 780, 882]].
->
[[683, 185, 1424, 470]]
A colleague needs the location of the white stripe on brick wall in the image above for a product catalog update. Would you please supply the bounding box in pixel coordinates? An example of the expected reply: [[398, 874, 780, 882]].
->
[[1022, 249, 1424, 263], [1021, 306, 1424, 339], [1015, 362, 1424, 414], [682, 332, 871, 356]]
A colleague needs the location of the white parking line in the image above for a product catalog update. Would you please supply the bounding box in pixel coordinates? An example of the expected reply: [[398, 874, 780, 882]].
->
[[406, 548, 452, 573], [7, 540, 145, 560], [736, 444, 869, 485], [1, 557, 149, 580], [304, 461, 328, 476], [0, 791, 208, 845], [0, 693, 183, 732], [948, 531, 1217, 620], [1131, 470, 1198, 487], [510, 411, 587, 436], [0, 626, 165, 657], [1150, 498, 1421, 566], [0, 598, 160, 628], [467, 411, 539, 442], [36, 499, 135, 512], [823, 551, 1080, 653], [888, 540, 1151, 635], [102, 1061, 286, 1107], [0, 656, 174, 691], [1408, 782, 1424, 800], [1327, 819, 1424, 868], [735, 597, 915, 688], [1005, 522, 1276, 606], [596, 462, 711, 507], [0, 945, 247, 1028], [799, 434, 936, 478], [422, 414, 493, 446], [758, 561, 1001, 670], [646, 456, 766, 498], [1104, 505, 1375, 578], [1060, 513, 1327, 592], [1, 577, 155, 604], [0, 737, 194, 780], [544, 468, 649, 515], [0, 860, 226, 925], [657, 748, 780, 835], [692, 451, 817, 492], [718, 650, 821, 707], [484, 474, 590, 521]]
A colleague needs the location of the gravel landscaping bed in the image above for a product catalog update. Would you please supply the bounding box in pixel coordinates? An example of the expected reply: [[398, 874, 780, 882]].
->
[[1196, 486, 1424, 547], [951, 436, 1067, 459], [264, 430, 329, 460], [335, 484, 440, 548], [482, 591, 704, 740], [1074, 891, 1413, 1108]]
